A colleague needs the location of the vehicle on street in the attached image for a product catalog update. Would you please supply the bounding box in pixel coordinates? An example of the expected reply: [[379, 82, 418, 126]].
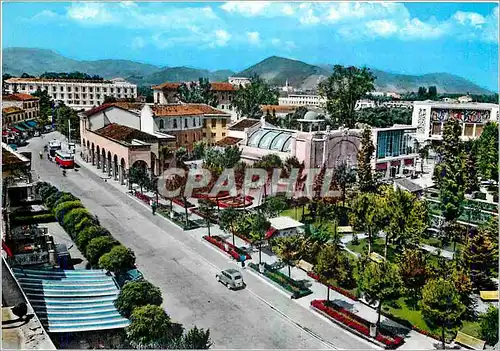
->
[[48, 139, 62, 157], [216, 268, 245, 290], [68, 142, 76, 154], [55, 150, 75, 169]]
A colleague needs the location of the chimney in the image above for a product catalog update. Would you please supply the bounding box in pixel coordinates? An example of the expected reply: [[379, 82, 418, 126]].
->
[[260, 115, 265, 127]]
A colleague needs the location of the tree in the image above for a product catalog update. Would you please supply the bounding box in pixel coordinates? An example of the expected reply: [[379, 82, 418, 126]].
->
[[421, 278, 466, 349], [55, 104, 80, 140], [358, 261, 402, 328], [479, 306, 499, 346], [262, 196, 287, 218], [192, 141, 207, 160], [273, 235, 302, 278], [417, 86, 428, 100], [179, 326, 213, 349], [464, 141, 480, 194], [31, 88, 53, 127], [175, 147, 188, 165], [398, 249, 428, 305], [76, 225, 110, 252], [433, 118, 465, 245], [249, 212, 271, 264], [54, 200, 83, 223], [115, 280, 163, 318], [219, 208, 239, 246], [197, 199, 216, 238], [427, 86, 438, 100], [282, 106, 307, 129], [126, 305, 182, 348], [318, 65, 375, 128], [129, 166, 150, 193], [333, 161, 356, 207], [99, 245, 136, 273], [349, 192, 385, 255], [356, 126, 376, 192], [462, 229, 498, 290], [86, 236, 118, 267], [231, 74, 279, 118], [418, 143, 430, 174], [355, 107, 412, 128], [476, 122, 498, 182], [177, 78, 218, 107], [314, 243, 344, 300]]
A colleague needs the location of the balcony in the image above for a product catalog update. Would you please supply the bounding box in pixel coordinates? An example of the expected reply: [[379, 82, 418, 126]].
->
[[7, 251, 49, 266]]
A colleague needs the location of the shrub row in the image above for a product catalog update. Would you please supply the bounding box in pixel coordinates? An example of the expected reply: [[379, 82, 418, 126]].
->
[[37, 182, 135, 272], [307, 272, 359, 301], [10, 213, 55, 225]]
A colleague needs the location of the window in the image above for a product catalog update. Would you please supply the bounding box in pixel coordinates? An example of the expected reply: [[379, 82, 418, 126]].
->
[[464, 124, 474, 137], [475, 124, 484, 138], [117, 88, 121, 93], [173, 119, 178, 128], [221, 105, 225, 109], [83, 101, 87, 105], [60, 86, 64, 91], [96, 87, 100, 92], [90, 101, 94, 105], [159, 119, 164, 129], [431, 123, 442, 136], [89, 87, 93, 92], [67, 87, 71, 92], [211, 132, 216, 137], [103, 88, 107, 93], [83, 94, 87, 98], [184, 119, 188, 128], [52, 86, 56, 92], [97, 94, 100, 99], [185, 134, 188, 140], [29, 85, 33, 90], [68, 94, 72, 99], [53, 94, 57, 99], [222, 119, 226, 127], [75, 94, 79, 99], [110, 88, 114, 93], [203, 119, 207, 128], [222, 133, 226, 137], [211, 119, 216, 128], [203, 132, 207, 137], [75, 87, 79, 92], [90, 94, 94, 99]]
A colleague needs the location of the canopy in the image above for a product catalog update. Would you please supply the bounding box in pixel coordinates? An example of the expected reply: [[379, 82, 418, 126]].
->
[[20, 122, 33, 129], [10, 127, 21, 133], [26, 120, 38, 127], [13, 124, 26, 131]]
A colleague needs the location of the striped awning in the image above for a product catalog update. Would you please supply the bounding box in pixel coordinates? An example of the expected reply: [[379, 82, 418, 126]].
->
[[10, 127, 21, 133], [13, 124, 26, 131], [20, 122, 33, 129], [26, 120, 38, 127]]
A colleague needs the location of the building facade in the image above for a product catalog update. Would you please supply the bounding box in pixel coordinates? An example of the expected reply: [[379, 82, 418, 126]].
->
[[228, 77, 251, 87], [2, 93, 40, 122], [278, 94, 326, 107], [412, 101, 499, 142], [5, 78, 137, 111]]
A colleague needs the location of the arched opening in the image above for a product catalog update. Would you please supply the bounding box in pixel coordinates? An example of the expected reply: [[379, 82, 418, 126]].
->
[[96, 145, 101, 168], [113, 154, 119, 181], [101, 148, 107, 173], [107, 151, 112, 176], [91, 142, 95, 165], [120, 158, 126, 185]]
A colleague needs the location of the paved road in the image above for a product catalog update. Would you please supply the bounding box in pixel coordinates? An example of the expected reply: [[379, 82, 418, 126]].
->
[[23, 133, 374, 350]]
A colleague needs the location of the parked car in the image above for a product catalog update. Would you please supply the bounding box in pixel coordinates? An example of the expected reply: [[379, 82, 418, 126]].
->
[[216, 268, 245, 290]]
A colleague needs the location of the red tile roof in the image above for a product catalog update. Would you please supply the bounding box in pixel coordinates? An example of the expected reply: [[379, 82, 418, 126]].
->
[[3, 93, 39, 101], [94, 123, 157, 145], [151, 81, 237, 91], [228, 118, 260, 131], [151, 104, 229, 117], [215, 136, 242, 146], [261, 105, 296, 113], [2, 106, 25, 115]]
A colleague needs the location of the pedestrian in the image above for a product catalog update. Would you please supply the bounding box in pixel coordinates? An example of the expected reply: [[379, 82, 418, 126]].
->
[[151, 201, 157, 215]]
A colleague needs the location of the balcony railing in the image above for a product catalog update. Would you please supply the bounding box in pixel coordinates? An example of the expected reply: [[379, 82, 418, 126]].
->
[[7, 251, 49, 266]]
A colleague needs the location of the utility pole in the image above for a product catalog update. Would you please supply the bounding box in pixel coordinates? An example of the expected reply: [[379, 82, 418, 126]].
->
[[68, 119, 72, 144]]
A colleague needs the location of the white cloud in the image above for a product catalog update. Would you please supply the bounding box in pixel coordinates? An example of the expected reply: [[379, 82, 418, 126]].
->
[[282, 4, 294, 16], [365, 20, 398, 37], [220, 1, 271, 17], [247, 31, 261, 45], [300, 9, 320, 25], [212, 30, 231, 47], [30, 10, 59, 21], [271, 38, 281, 46], [131, 36, 145, 49], [453, 11, 486, 27], [67, 3, 113, 22]]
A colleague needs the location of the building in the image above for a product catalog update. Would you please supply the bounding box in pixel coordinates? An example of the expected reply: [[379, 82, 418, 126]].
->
[[151, 81, 238, 119], [228, 77, 251, 87], [2, 107, 26, 125], [355, 99, 376, 110], [278, 94, 326, 107], [80, 103, 176, 182], [2, 93, 40, 121], [261, 105, 297, 118], [140, 104, 231, 149], [458, 95, 473, 103], [412, 101, 499, 142], [266, 216, 305, 239], [5, 77, 137, 111]]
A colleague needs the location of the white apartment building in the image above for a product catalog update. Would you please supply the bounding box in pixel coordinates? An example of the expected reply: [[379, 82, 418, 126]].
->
[[228, 77, 251, 87], [355, 99, 376, 110], [412, 101, 499, 143], [5, 77, 137, 111], [278, 94, 326, 107]]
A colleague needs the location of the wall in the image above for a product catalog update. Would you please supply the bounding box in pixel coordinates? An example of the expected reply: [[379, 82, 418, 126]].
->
[[140, 105, 156, 134], [202, 116, 230, 143], [88, 108, 140, 131]]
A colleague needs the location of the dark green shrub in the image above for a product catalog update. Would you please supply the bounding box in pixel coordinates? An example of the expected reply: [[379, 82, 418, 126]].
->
[[62, 208, 93, 238], [474, 192, 487, 200], [76, 225, 110, 252], [45, 191, 62, 209], [74, 217, 96, 237], [114, 280, 162, 318], [10, 213, 55, 225], [40, 185, 58, 200], [54, 200, 83, 222], [99, 245, 136, 273], [86, 236, 118, 267], [53, 192, 79, 209]]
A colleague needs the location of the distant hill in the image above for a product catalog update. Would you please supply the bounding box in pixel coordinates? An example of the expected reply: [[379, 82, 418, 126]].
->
[[2, 48, 492, 94]]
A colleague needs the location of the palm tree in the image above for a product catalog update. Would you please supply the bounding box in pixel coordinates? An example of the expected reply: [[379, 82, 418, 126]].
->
[[219, 208, 239, 245], [198, 199, 216, 237]]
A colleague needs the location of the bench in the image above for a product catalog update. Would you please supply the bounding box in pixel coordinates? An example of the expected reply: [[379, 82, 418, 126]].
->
[[454, 331, 485, 350], [479, 291, 499, 301], [297, 259, 313, 273], [369, 252, 385, 263]]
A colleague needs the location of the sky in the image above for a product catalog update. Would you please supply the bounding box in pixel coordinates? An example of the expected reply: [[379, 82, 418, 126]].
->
[[2, 1, 499, 91]]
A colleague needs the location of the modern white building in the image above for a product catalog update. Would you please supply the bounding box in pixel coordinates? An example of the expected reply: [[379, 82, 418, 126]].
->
[[278, 94, 326, 107], [355, 99, 376, 110], [266, 216, 305, 239], [228, 77, 251, 87], [5, 77, 137, 111], [412, 101, 499, 142]]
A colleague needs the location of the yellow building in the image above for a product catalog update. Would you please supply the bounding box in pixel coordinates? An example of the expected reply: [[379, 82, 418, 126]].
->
[[202, 114, 229, 145]]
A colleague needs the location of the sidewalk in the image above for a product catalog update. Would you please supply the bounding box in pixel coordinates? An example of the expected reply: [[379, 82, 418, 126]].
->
[[74, 150, 442, 350]]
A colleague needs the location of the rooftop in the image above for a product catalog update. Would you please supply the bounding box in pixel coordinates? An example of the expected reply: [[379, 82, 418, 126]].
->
[[2, 143, 30, 167], [228, 118, 261, 131], [394, 178, 424, 193], [414, 100, 499, 109], [3, 93, 40, 101], [261, 105, 297, 113], [94, 123, 158, 146], [2, 106, 24, 115], [6, 77, 116, 84], [152, 81, 237, 91], [215, 136, 242, 146], [85, 102, 144, 117], [150, 103, 228, 117], [151, 82, 181, 90], [269, 216, 305, 230]]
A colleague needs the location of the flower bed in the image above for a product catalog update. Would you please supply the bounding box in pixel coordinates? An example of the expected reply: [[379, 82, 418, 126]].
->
[[234, 232, 253, 244], [190, 209, 219, 224], [172, 198, 195, 208], [249, 262, 313, 299], [134, 191, 151, 205], [307, 272, 359, 301], [203, 235, 251, 261], [311, 300, 404, 349]]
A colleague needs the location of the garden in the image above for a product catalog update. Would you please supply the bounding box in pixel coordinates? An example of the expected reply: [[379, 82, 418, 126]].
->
[[203, 235, 251, 261]]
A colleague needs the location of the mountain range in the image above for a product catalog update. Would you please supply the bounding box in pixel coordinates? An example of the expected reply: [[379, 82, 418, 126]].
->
[[2, 47, 493, 94]]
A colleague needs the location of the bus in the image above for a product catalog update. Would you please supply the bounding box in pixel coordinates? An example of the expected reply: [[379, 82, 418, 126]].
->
[[48, 139, 62, 157], [55, 150, 75, 169]]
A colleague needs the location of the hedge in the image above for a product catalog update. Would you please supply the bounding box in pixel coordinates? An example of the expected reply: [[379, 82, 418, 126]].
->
[[10, 213, 55, 225], [86, 236, 119, 267], [54, 200, 84, 223], [77, 225, 110, 253]]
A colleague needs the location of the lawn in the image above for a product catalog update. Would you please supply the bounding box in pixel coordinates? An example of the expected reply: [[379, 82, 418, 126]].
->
[[280, 207, 310, 221], [421, 236, 464, 253], [460, 320, 482, 339], [346, 237, 399, 262]]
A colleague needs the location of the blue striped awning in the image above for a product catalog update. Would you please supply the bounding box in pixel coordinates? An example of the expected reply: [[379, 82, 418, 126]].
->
[[13, 124, 26, 131], [20, 122, 33, 129], [26, 120, 38, 127]]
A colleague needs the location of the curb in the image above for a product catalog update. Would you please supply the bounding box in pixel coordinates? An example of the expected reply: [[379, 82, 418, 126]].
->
[[245, 266, 294, 300], [310, 305, 388, 349]]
